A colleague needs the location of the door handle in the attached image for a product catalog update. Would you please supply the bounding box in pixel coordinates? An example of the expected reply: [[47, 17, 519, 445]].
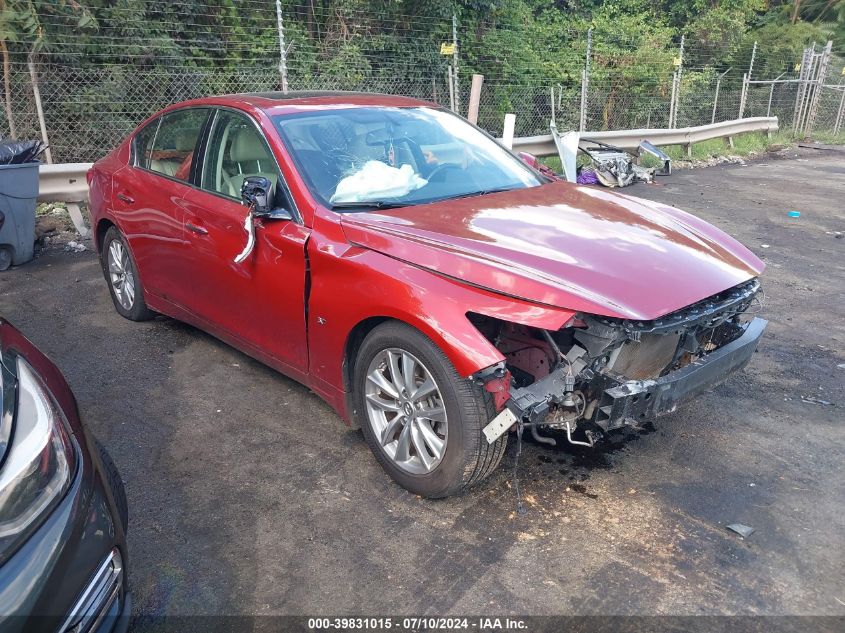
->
[[116, 193, 135, 204], [185, 222, 208, 236]]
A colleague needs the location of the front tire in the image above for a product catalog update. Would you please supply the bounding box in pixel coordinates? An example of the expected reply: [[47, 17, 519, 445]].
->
[[101, 226, 154, 321], [354, 321, 507, 498]]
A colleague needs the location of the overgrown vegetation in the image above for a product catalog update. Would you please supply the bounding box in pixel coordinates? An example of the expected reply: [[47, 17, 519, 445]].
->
[[0, 1, 842, 159], [0, 2, 840, 79]]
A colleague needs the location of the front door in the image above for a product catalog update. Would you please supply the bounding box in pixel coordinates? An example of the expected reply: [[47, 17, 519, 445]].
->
[[178, 108, 310, 374]]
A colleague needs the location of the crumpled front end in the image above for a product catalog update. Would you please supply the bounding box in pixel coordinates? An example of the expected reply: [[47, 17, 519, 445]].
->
[[473, 279, 766, 446]]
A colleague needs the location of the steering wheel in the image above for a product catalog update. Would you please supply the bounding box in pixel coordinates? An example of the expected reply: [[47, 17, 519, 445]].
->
[[426, 162, 464, 183], [323, 148, 362, 176]]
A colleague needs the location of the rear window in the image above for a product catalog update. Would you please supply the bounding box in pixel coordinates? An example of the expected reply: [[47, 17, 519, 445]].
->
[[134, 108, 209, 182]]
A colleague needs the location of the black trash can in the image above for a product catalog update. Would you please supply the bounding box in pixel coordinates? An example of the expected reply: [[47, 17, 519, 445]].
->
[[0, 162, 39, 270]]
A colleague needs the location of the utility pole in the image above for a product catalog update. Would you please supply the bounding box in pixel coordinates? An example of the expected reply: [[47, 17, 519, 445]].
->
[[276, 0, 289, 93]]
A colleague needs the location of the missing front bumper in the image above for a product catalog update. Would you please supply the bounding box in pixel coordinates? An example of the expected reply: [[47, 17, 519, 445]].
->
[[595, 317, 767, 430], [506, 317, 767, 437]]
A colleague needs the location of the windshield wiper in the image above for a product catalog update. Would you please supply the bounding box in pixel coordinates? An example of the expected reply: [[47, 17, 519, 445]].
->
[[330, 200, 408, 211], [447, 186, 519, 201]]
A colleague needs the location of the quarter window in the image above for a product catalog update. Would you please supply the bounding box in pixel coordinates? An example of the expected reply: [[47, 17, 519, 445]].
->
[[137, 108, 208, 182]]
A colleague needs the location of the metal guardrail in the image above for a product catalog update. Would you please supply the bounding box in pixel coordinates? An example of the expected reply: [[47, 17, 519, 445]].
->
[[38, 162, 93, 204], [511, 117, 779, 156], [36, 116, 779, 208], [38, 162, 94, 237]]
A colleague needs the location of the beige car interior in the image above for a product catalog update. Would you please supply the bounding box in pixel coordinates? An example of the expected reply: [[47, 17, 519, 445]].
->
[[205, 117, 280, 198]]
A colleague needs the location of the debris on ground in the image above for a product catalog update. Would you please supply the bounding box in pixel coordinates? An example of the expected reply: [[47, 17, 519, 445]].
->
[[674, 154, 749, 170], [788, 211, 801, 218], [577, 169, 598, 185], [547, 124, 670, 188], [801, 396, 835, 406], [34, 202, 90, 256], [797, 143, 845, 153], [726, 523, 756, 538]]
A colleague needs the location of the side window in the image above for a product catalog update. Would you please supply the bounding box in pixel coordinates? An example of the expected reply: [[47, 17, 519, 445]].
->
[[202, 110, 282, 201], [142, 108, 208, 182]]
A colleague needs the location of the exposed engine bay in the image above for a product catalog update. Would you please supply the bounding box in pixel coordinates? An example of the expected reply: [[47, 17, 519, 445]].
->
[[472, 279, 766, 447]]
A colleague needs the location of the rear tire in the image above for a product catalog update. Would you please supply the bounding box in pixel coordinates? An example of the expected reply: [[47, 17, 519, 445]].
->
[[101, 226, 154, 321], [354, 321, 507, 498]]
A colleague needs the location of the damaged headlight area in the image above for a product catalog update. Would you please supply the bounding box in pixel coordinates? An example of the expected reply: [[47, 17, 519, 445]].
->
[[471, 279, 767, 447]]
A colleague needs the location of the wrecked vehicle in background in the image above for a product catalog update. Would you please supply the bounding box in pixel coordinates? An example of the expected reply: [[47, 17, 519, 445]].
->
[[87, 92, 766, 498], [546, 123, 673, 187]]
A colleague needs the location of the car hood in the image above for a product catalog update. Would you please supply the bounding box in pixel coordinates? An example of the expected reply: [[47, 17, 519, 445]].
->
[[339, 181, 764, 320]]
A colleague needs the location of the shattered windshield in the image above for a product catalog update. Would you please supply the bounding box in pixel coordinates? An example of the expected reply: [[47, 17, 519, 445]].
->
[[272, 106, 542, 210]]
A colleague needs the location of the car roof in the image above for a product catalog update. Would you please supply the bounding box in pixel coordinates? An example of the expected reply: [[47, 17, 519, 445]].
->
[[209, 91, 437, 115]]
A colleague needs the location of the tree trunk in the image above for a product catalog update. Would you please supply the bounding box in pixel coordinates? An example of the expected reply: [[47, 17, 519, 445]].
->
[[791, 0, 802, 24], [0, 39, 16, 139]]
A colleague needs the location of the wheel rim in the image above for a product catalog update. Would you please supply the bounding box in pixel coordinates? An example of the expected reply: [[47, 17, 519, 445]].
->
[[108, 240, 134, 310], [364, 348, 448, 475]]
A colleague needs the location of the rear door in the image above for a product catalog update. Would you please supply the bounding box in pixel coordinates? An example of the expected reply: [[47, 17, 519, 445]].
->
[[177, 108, 310, 372], [111, 108, 210, 304]]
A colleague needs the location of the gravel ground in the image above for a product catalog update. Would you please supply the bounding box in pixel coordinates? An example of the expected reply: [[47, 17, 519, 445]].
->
[[1, 151, 843, 621]]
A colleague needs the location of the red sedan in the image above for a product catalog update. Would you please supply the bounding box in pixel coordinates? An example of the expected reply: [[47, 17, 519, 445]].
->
[[87, 92, 766, 497]]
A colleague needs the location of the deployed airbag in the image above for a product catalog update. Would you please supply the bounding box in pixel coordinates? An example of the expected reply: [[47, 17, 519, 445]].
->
[[331, 161, 427, 204]]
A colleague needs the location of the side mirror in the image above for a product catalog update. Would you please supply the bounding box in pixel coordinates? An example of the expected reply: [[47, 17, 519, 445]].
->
[[240, 176, 293, 220], [241, 176, 272, 214]]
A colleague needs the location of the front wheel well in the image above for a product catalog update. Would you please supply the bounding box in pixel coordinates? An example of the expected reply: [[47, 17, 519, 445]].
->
[[343, 316, 392, 396]]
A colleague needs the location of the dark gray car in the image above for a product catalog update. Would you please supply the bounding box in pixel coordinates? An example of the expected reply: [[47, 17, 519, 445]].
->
[[0, 318, 130, 633]]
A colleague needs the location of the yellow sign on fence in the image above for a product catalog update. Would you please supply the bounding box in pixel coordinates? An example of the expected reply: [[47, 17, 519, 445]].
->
[[440, 42, 455, 55]]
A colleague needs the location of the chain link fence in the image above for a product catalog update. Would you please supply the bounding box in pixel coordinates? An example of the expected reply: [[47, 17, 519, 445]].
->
[[1, 3, 844, 163]]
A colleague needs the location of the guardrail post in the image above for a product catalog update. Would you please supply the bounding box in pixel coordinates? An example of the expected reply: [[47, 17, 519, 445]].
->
[[467, 74, 483, 124], [502, 113, 516, 149]]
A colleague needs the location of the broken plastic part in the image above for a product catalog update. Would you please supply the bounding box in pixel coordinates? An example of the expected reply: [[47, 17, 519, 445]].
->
[[638, 140, 672, 176], [550, 122, 579, 183], [234, 209, 256, 264], [726, 523, 755, 538]]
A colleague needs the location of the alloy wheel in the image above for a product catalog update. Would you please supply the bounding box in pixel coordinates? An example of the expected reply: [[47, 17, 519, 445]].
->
[[107, 240, 135, 310], [364, 348, 448, 475]]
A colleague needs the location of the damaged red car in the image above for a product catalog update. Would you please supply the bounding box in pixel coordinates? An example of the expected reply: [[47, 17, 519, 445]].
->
[[87, 92, 766, 498]]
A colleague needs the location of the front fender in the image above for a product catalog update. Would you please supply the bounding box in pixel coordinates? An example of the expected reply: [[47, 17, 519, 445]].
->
[[307, 238, 574, 396]]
